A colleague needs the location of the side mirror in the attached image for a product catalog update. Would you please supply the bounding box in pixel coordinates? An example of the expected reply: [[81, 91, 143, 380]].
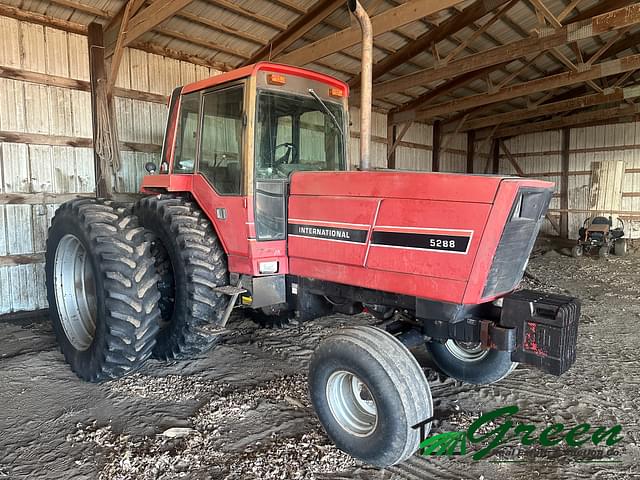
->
[[144, 162, 157, 174]]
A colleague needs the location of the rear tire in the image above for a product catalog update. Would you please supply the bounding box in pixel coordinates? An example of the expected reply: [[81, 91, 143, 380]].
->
[[309, 326, 433, 467], [614, 239, 627, 257], [45, 199, 161, 382], [426, 340, 517, 385], [132, 194, 229, 360]]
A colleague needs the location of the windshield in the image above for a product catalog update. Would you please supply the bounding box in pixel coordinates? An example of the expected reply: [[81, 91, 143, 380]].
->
[[255, 90, 346, 180]]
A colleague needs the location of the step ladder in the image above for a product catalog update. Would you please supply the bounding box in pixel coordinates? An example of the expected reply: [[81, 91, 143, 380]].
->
[[213, 282, 247, 327]]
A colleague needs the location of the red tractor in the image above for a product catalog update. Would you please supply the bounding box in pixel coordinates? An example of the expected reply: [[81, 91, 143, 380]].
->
[[45, 1, 580, 468]]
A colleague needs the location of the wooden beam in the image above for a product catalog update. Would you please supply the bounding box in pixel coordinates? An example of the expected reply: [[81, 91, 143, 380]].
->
[[500, 140, 561, 233], [119, 0, 195, 50], [387, 122, 397, 169], [386, 122, 412, 164], [560, 127, 570, 238], [456, 86, 640, 131], [558, 0, 585, 22], [276, 0, 463, 66], [88, 23, 118, 199], [245, 0, 343, 65], [493, 103, 640, 138], [398, 53, 640, 123], [568, 0, 636, 23], [529, 0, 562, 28], [0, 193, 94, 205], [106, 0, 137, 97], [356, 0, 514, 88], [432, 120, 442, 172], [373, 3, 640, 98], [443, 0, 519, 65], [466, 130, 475, 173], [0, 254, 46, 268], [0, 3, 87, 35], [104, 0, 146, 56], [0, 129, 161, 153], [390, 64, 507, 122]]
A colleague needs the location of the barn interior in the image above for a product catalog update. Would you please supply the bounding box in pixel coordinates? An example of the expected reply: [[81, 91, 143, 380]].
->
[[0, 0, 639, 479]]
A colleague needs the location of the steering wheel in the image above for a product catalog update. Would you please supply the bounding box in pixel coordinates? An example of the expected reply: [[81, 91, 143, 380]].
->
[[273, 142, 297, 166]]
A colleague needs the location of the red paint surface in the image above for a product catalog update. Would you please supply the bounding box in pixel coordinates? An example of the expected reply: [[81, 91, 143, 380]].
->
[[141, 64, 555, 304], [524, 321, 547, 356]]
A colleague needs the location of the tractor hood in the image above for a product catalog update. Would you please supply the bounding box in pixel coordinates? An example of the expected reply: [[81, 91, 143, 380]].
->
[[287, 171, 554, 306]]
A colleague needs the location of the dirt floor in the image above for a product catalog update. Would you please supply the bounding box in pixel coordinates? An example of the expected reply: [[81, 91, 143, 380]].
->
[[1, 251, 639, 480]]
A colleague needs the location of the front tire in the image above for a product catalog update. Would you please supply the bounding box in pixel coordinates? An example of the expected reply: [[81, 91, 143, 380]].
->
[[132, 194, 229, 360], [309, 327, 433, 467], [571, 245, 583, 258], [599, 245, 610, 258], [45, 199, 161, 382], [426, 340, 517, 385]]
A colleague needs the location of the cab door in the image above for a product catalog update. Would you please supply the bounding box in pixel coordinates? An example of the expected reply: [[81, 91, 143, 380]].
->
[[186, 84, 250, 268]]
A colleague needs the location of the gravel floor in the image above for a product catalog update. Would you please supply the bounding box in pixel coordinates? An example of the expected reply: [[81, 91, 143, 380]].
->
[[0, 252, 639, 479]]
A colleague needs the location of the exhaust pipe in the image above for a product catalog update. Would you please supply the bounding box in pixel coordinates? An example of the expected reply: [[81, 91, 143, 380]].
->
[[348, 0, 373, 171]]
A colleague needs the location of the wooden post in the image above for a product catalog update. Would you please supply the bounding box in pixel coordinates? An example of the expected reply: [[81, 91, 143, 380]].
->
[[466, 130, 475, 173], [491, 138, 500, 174], [560, 127, 570, 238], [88, 22, 118, 199], [432, 120, 441, 172], [387, 121, 397, 169]]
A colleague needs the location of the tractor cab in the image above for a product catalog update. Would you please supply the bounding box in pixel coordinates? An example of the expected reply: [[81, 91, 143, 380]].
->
[[142, 63, 350, 277]]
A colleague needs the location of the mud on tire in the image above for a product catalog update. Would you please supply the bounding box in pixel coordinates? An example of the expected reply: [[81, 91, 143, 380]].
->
[[132, 194, 228, 360], [45, 198, 161, 382]]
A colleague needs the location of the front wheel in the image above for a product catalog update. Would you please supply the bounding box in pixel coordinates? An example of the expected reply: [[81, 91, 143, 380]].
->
[[426, 340, 517, 385], [309, 326, 432, 467], [571, 245, 583, 258]]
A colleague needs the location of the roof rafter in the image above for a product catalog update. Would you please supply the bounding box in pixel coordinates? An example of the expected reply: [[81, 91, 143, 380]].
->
[[490, 102, 640, 138], [393, 52, 640, 124], [245, 0, 344, 65], [351, 0, 515, 89], [276, 0, 464, 67], [453, 86, 640, 132]]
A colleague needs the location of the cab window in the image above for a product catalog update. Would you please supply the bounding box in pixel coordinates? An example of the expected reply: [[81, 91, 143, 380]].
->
[[173, 91, 200, 174], [198, 86, 244, 195]]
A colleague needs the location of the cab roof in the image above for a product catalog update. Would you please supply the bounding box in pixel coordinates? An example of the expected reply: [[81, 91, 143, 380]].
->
[[181, 62, 350, 96]]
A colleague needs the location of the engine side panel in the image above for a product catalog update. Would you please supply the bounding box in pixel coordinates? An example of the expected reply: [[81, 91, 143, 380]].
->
[[288, 172, 553, 305]]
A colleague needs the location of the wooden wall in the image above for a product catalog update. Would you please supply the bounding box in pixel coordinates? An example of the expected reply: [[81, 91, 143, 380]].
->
[[0, 15, 220, 314]]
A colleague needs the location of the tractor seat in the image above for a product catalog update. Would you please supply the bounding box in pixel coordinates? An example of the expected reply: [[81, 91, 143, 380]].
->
[[591, 216, 611, 226]]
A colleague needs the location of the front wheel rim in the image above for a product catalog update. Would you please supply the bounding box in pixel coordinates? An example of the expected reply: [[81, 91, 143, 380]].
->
[[326, 370, 378, 437], [444, 340, 490, 362], [53, 234, 98, 351]]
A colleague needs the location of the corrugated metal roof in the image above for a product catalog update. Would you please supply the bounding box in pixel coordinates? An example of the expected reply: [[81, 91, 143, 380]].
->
[[2, 0, 639, 124]]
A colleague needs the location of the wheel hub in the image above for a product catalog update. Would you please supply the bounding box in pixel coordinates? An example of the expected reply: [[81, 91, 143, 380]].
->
[[326, 370, 378, 436], [53, 234, 98, 351], [444, 340, 490, 362]]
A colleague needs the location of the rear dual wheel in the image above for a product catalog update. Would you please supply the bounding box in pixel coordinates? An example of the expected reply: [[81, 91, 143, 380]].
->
[[46, 199, 161, 382], [132, 194, 229, 360]]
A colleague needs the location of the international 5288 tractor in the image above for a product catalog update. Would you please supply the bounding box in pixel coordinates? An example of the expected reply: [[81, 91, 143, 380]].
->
[[45, 1, 580, 467]]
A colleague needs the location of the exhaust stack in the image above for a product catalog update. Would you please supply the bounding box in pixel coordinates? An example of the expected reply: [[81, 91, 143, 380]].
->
[[348, 0, 373, 171]]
